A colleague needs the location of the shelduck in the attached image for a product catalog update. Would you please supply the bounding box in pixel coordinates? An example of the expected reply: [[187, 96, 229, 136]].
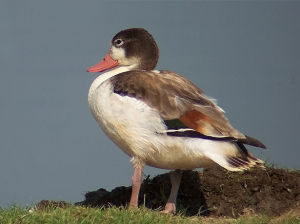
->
[[87, 28, 266, 214]]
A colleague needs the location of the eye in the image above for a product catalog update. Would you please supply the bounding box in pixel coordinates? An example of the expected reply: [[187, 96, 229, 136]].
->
[[114, 39, 124, 47]]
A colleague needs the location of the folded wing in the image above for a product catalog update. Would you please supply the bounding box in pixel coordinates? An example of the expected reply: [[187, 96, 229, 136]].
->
[[111, 70, 265, 148]]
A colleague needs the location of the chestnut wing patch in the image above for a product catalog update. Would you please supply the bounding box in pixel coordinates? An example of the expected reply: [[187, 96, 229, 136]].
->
[[162, 119, 235, 141]]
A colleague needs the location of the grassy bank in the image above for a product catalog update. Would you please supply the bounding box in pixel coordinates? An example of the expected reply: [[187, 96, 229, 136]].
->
[[0, 205, 299, 224]]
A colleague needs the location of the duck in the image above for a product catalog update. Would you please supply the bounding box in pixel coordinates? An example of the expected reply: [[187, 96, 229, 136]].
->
[[87, 28, 266, 214]]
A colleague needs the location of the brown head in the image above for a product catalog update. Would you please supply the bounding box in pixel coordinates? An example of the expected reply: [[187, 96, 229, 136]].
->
[[87, 28, 159, 72]]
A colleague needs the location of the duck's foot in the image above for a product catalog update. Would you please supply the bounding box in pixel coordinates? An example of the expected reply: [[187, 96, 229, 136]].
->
[[161, 170, 182, 214], [161, 202, 176, 214]]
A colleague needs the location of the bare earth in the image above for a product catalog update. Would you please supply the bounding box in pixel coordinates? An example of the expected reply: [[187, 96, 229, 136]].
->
[[36, 167, 300, 217], [74, 167, 300, 217]]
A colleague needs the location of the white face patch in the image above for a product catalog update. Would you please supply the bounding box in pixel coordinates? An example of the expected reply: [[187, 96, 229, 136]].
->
[[110, 46, 126, 61], [110, 46, 140, 67]]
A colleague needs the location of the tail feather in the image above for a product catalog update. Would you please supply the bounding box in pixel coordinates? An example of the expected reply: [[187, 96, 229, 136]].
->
[[226, 154, 264, 171], [239, 135, 266, 149], [205, 142, 264, 172], [227, 156, 249, 167]]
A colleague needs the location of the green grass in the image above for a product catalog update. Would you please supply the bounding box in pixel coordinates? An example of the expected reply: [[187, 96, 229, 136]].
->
[[0, 205, 299, 224]]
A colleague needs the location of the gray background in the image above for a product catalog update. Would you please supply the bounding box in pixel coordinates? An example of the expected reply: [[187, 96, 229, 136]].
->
[[1, 1, 299, 207]]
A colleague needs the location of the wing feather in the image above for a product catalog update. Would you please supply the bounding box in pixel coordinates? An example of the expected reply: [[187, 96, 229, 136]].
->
[[111, 70, 245, 139]]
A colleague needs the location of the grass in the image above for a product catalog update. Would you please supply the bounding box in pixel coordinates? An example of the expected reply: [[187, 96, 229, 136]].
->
[[0, 205, 299, 224]]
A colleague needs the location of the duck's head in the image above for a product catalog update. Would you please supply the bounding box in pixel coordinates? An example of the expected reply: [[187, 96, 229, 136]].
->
[[87, 28, 159, 73]]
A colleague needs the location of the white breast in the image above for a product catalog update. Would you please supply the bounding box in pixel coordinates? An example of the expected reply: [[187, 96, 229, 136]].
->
[[88, 71, 166, 161]]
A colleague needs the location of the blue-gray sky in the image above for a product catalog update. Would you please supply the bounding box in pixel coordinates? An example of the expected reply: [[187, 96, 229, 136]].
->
[[0, 1, 299, 207]]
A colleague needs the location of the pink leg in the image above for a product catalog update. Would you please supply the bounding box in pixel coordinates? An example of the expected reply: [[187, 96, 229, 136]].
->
[[129, 167, 143, 207], [162, 170, 182, 214]]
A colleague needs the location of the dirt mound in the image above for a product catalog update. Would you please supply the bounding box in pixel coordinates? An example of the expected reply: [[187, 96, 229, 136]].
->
[[76, 167, 299, 217]]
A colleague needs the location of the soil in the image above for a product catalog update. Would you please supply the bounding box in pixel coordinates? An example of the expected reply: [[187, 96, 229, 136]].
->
[[36, 167, 300, 217]]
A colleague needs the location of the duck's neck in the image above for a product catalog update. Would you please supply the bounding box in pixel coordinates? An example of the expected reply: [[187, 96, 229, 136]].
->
[[88, 66, 133, 98]]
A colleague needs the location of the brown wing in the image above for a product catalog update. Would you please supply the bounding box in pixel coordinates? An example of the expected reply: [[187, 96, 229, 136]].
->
[[111, 70, 245, 139]]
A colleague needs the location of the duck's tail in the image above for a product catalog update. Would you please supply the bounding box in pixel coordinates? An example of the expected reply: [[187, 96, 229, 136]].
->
[[204, 141, 264, 172]]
